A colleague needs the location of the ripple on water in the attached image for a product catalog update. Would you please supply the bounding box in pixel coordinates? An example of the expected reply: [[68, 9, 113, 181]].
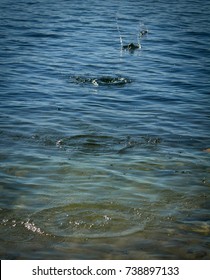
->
[[69, 75, 132, 87], [55, 134, 162, 155], [30, 202, 150, 238]]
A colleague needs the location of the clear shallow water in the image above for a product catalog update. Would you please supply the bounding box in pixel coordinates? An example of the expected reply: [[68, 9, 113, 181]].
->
[[0, 0, 210, 259]]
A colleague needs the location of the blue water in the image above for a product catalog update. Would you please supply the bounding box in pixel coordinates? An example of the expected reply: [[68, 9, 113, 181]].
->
[[0, 0, 210, 259]]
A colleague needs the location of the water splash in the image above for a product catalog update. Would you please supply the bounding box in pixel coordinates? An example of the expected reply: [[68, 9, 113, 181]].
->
[[69, 75, 132, 87], [116, 16, 123, 49], [116, 18, 148, 52]]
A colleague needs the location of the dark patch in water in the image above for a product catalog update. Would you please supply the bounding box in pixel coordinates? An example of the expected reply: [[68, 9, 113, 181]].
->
[[56, 134, 162, 155], [56, 134, 122, 154], [70, 75, 132, 87], [24, 31, 62, 39], [140, 29, 148, 37], [122, 43, 140, 51]]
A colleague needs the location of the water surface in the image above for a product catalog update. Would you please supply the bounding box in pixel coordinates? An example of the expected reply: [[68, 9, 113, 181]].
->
[[0, 0, 210, 259]]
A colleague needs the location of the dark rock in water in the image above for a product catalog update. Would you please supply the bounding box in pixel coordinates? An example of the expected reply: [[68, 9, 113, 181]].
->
[[122, 43, 140, 51]]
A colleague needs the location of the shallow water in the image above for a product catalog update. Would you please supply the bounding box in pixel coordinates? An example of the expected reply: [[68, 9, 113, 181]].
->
[[0, 0, 210, 259]]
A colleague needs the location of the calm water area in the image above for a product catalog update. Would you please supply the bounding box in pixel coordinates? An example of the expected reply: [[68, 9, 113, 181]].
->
[[0, 0, 210, 259]]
